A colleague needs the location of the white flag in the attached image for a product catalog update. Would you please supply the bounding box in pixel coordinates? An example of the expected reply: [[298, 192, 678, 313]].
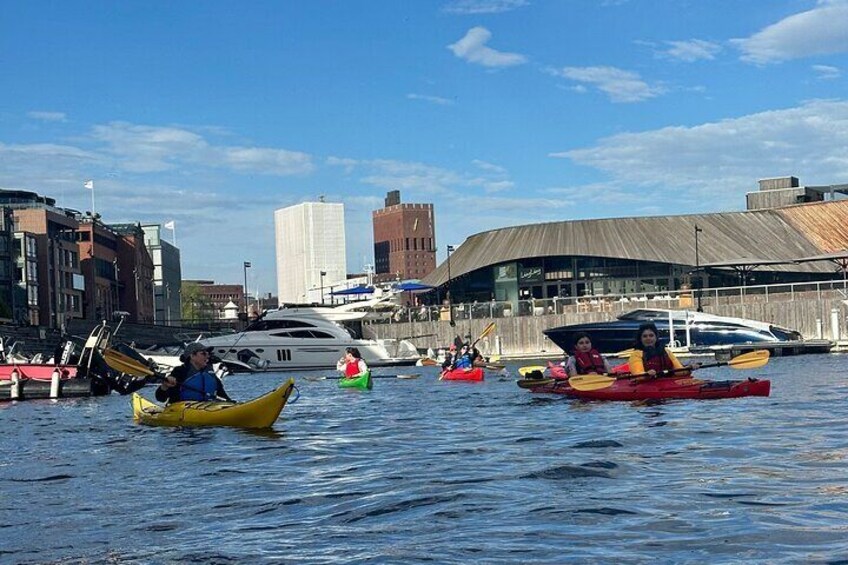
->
[[84, 180, 94, 190], [164, 220, 175, 230]]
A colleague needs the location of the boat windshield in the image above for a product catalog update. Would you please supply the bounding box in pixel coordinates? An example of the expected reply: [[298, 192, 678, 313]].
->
[[245, 319, 317, 332], [617, 309, 691, 322]]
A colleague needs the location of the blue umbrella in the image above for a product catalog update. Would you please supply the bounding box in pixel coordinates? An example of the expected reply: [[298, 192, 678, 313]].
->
[[394, 281, 436, 292], [330, 285, 375, 296]]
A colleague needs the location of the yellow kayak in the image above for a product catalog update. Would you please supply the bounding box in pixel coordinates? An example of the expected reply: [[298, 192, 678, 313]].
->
[[132, 378, 295, 429]]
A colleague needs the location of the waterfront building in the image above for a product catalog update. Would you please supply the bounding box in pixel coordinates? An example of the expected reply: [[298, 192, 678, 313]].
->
[[0, 208, 15, 320], [274, 200, 346, 304], [75, 217, 121, 322], [422, 178, 848, 307], [141, 224, 182, 325], [13, 232, 39, 325], [372, 190, 436, 283], [1, 190, 83, 329], [110, 223, 155, 324]]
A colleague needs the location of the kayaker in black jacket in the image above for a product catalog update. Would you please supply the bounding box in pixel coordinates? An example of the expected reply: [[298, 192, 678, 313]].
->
[[155, 342, 233, 404]]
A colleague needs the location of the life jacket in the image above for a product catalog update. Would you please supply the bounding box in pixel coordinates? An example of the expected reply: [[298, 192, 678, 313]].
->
[[180, 371, 219, 401], [573, 349, 606, 374], [344, 359, 362, 377], [642, 348, 675, 374], [454, 354, 472, 369]]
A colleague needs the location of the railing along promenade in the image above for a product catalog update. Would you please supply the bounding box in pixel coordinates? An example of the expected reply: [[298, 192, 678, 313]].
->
[[365, 279, 848, 354]]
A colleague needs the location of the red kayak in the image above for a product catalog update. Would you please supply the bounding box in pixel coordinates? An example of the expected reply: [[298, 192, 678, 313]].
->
[[530, 376, 770, 401], [440, 367, 485, 381]]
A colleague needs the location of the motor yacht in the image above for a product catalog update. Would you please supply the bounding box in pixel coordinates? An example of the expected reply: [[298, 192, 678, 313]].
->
[[544, 308, 803, 354], [201, 300, 420, 371]]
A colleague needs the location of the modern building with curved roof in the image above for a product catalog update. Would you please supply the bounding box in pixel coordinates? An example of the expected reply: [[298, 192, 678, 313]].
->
[[421, 194, 848, 305]]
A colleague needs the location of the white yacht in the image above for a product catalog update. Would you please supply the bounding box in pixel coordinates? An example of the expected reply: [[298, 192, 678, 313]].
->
[[200, 299, 420, 371]]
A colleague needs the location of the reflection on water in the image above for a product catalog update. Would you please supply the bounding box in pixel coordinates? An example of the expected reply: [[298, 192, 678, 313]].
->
[[2, 354, 848, 563]]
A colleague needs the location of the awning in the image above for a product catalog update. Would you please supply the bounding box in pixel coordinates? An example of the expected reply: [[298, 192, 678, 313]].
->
[[330, 285, 375, 296], [394, 281, 436, 292]]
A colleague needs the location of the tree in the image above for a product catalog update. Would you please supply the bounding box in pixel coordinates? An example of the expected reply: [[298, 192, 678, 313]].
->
[[180, 282, 215, 323]]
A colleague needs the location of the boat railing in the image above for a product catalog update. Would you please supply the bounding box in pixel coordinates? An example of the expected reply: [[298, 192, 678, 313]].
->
[[368, 278, 848, 325]]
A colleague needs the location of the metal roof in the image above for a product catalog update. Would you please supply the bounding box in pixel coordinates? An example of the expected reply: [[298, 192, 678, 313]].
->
[[423, 199, 848, 287]]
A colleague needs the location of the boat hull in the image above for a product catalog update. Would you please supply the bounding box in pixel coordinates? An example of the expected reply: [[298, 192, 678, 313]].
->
[[338, 371, 373, 390], [440, 367, 485, 381], [0, 377, 107, 401], [132, 378, 295, 428], [544, 318, 798, 355]]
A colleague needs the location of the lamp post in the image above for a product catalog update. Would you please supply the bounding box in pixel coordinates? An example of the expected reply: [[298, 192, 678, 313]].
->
[[243, 261, 251, 317], [320, 271, 327, 304], [694, 225, 703, 312], [446, 245, 455, 327]]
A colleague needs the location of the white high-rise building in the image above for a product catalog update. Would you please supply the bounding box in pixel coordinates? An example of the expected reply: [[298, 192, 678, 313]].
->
[[275, 201, 347, 304]]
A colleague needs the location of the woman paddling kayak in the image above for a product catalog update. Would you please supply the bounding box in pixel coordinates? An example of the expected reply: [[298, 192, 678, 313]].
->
[[337, 347, 369, 379], [564, 332, 611, 378], [628, 322, 699, 379]]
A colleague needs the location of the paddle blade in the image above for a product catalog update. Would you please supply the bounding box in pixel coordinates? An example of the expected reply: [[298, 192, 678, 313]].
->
[[103, 348, 155, 378], [517, 378, 554, 389], [518, 365, 547, 377], [567, 374, 617, 391], [477, 322, 496, 342], [727, 350, 770, 369]]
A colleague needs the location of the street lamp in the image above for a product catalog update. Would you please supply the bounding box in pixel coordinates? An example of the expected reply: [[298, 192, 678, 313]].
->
[[446, 245, 455, 327], [320, 271, 327, 305], [694, 225, 703, 312], [243, 261, 251, 317]]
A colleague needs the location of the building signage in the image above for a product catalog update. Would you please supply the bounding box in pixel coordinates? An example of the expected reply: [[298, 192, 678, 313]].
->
[[519, 266, 543, 283]]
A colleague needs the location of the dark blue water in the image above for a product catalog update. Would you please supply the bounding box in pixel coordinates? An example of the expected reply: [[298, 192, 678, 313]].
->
[[2, 354, 848, 564]]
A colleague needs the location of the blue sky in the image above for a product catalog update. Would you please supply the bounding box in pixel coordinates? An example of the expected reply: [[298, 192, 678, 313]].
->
[[2, 0, 848, 294]]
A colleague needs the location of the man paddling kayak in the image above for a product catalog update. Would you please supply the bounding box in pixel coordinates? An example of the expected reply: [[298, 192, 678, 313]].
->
[[155, 342, 233, 403]]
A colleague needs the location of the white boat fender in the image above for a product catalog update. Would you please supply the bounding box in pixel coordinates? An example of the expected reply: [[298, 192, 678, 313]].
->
[[10, 367, 20, 400], [50, 368, 60, 400]]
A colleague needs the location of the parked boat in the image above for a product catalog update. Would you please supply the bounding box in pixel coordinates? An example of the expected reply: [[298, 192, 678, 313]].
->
[[201, 304, 420, 371], [544, 308, 802, 354], [0, 323, 147, 401]]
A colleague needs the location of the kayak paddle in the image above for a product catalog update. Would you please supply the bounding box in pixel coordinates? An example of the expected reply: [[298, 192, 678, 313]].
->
[[568, 350, 770, 392], [516, 377, 555, 389], [102, 348, 157, 378]]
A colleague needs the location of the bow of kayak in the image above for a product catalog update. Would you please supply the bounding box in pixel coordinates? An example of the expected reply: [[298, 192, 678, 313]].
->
[[338, 371, 372, 390], [440, 367, 485, 381], [132, 378, 296, 428]]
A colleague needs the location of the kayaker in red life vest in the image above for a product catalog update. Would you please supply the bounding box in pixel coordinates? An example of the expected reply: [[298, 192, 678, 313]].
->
[[628, 322, 700, 379], [337, 347, 368, 378], [564, 332, 611, 377], [155, 342, 233, 404]]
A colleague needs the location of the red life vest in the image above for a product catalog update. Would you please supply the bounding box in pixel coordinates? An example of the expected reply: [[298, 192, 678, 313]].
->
[[344, 359, 362, 377], [573, 349, 606, 374], [643, 350, 674, 374]]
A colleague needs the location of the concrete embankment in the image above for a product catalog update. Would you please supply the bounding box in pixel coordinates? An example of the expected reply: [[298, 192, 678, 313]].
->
[[364, 292, 848, 358]]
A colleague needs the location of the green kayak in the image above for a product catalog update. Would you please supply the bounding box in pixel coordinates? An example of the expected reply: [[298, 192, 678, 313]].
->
[[338, 370, 372, 390]]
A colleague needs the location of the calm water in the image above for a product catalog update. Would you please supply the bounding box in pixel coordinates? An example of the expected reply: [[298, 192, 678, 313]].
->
[[2, 354, 848, 564]]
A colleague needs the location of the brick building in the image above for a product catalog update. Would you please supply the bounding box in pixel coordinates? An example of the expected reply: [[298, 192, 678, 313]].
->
[[111, 223, 155, 323], [372, 190, 436, 283], [183, 279, 244, 320], [3, 191, 83, 329]]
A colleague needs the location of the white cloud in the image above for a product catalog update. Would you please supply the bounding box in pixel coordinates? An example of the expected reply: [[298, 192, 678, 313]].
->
[[448, 27, 527, 68], [661, 39, 721, 62], [552, 66, 665, 103], [550, 99, 848, 200], [471, 159, 507, 174], [813, 64, 841, 79], [407, 93, 455, 106], [26, 111, 67, 122], [442, 0, 528, 14], [734, 1, 848, 64], [90, 122, 313, 175]]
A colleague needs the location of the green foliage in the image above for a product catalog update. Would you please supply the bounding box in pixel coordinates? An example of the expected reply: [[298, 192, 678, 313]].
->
[[181, 282, 215, 322]]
